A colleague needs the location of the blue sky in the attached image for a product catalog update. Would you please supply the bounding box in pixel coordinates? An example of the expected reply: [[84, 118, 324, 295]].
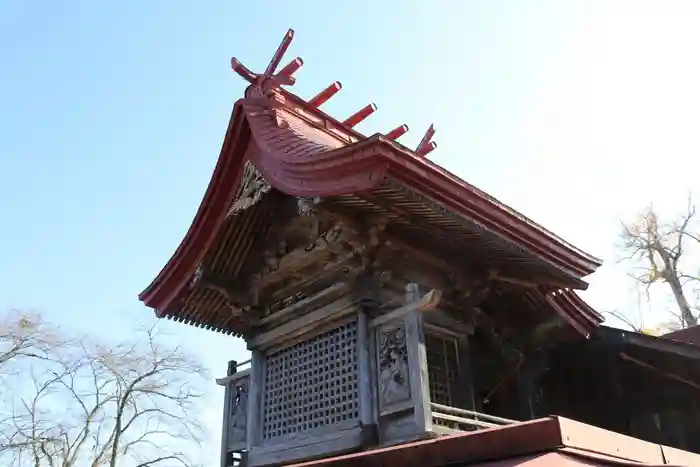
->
[[2, 0, 699, 463]]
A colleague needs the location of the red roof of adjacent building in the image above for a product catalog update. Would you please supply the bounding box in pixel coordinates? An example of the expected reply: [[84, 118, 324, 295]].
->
[[288, 417, 699, 467], [138, 29, 603, 334], [664, 325, 700, 346]]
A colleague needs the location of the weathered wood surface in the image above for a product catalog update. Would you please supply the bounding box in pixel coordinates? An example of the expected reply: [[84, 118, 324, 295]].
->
[[248, 297, 355, 349], [247, 423, 363, 467], [259, 281, 349, 326], [220, 379, 233, 467], [246, 351, 264, 452], [376, 317, 412, 415], [405, 309, 433, 433], [357, 307, 375, 431], [369, 289, 442, 329], [216, 368, 252, 386]]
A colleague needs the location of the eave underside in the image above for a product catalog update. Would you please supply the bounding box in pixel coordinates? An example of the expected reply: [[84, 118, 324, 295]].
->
[[161, 194, 279, 335], [157, 181, 601, 336], [325, 179, 590, 289]]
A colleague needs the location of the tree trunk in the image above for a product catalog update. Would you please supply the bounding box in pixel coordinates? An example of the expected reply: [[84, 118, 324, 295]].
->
[[659, 249, 698, 328], [667, 273, 697, 327]]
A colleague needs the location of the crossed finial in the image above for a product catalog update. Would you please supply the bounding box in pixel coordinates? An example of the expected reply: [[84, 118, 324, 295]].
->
[[230, 29, 437, 156], [231, 29, 303, 90]]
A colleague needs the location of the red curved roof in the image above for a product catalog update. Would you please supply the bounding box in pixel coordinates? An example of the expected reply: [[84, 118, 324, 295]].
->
[[139, 101, 251, 314], [139, 30, 602, 319]]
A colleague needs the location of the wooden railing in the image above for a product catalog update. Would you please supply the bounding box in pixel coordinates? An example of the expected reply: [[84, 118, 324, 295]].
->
[[430, 402, 517, 433]]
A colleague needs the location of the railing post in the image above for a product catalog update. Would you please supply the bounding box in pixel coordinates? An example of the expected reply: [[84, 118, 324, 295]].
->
[[245, 350, 263, 452], [404, 284, 433, 433], [221, 360, 237, 467], [228, 360, 238, 376], [219, 359, 253, 467]]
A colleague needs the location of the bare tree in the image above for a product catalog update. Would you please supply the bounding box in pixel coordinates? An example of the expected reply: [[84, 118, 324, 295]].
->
[[618, 197, 700, 329], [0, 312, 209, 467], [0, 310, 59, 371]]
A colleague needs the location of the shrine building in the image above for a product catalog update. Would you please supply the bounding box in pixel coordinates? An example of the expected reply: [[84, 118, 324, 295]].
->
[[139, 30, 700, 467]]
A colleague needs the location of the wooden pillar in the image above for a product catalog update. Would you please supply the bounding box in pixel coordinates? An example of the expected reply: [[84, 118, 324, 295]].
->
[[372, 284, 439, 443], [357, 305, 377, 443], [246, 350, 264, 452], [405, 309, 433, 432]]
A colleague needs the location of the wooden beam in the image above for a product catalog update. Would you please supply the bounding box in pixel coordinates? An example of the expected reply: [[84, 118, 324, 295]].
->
[[248, 297, 356, 350], [259, 282, 349, 325], [597, 326, 700, 361], [619, 352, 700, 390], [369, 289, 442, 328], [215, 368, 252, 386]]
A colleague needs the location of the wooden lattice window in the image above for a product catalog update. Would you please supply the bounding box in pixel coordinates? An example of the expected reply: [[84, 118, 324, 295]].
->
[[425, 332, 460, 406], [262, 321, 359, 440]]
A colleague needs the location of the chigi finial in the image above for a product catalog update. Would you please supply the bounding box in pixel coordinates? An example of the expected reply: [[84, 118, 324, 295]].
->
[[416, 124, 437, 156], [230, 28, 436, 153], [231, 29, 303, 88]]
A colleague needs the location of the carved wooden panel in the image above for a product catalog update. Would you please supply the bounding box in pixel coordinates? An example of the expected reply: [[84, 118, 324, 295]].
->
[[227, 376, 250, 449], [262, 321, 359, 440], [227, 161, 272, 216], [425, 332, 459, 407], [376, 321, 411, 410]]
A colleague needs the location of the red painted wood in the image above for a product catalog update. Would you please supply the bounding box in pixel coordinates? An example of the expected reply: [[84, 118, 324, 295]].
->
[[385, 124, 409, 140], [342, 103, 377, 128], [278, 57, 303, 78], [309, 82, 342, 108]]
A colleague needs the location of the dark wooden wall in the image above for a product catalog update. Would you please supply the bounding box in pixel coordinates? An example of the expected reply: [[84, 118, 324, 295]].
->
[[541, 338, 700, 454]]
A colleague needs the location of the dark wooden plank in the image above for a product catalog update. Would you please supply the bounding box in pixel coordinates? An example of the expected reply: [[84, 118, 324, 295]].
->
[[259, 282, 349, 325], [357, 308, 375, 429], [248, 297, 355, 349], [247, 424, 363, 466]]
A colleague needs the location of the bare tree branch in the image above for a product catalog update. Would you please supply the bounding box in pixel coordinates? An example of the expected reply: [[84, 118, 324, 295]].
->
[[617, 197, 700, 329], [0, 312, 209, 467], [0, 311, 63, 372], [601, 309, 643, 332]]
